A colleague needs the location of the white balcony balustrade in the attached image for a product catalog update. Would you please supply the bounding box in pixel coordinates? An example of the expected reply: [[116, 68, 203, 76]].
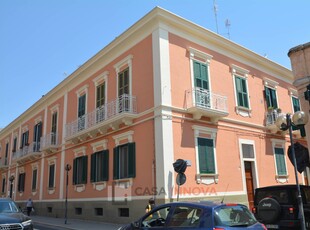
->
[[266, 110, 283, 126], [0, 158, 9, 170], [65, 94, 137, 141], [12, 142, 41, 163], [40, 133, 59, 153], [266, 109, 303, 137], [186, 88, 228, 122]]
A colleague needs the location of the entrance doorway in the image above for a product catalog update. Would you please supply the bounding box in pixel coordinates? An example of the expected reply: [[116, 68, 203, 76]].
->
[[244, 161, 255, 210]]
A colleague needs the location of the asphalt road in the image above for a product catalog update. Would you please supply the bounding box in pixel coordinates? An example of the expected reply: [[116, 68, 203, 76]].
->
[[34, 223, 67, 230]]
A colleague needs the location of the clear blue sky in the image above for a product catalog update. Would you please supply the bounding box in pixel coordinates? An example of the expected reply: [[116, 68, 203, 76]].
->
[[1, 0, 309, 128]]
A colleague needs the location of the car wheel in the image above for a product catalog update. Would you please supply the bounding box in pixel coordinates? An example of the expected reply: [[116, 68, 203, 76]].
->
[[257, 197, 281, 224]]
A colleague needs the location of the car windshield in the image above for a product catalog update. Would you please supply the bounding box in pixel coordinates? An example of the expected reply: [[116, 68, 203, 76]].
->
[[0, 200, 20, 213], [214, 205, 257, 227]]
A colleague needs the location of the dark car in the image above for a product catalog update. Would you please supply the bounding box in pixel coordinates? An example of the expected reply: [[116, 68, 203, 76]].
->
[[0, 198, 33, 230], [253, 184, 310, 229], [119, 201, 266, 229]]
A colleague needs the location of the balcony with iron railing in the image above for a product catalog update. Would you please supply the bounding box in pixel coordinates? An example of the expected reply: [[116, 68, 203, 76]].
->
[[265, 109, 283, 133], [0, 158, 9, 170], [266, 109, 303, 137], [12, 142, 41, 164], [185, 88, 228, 122], [65, 94, 138, 143], [40, 132, 59, 153]]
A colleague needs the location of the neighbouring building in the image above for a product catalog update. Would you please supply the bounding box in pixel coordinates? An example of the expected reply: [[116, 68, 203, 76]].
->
[[0, 7, 308, 223], [288, 42, 310, 153]]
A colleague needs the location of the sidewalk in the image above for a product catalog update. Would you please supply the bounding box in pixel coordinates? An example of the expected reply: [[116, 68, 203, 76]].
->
[[31, 215, 123, 230]]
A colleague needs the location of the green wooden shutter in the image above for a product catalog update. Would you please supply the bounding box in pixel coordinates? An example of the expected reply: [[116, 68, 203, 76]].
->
[[48, 165, 55, 188], [90, 153, 96, 182], [275, 148, 286, 175], [271, 89, 278, 108], [265, 87, 271, 108], [25, 130, 29, 145], [265, 87, 278, 109], [128, 143, 136, 178], [113, 147, 120, 179], [198, 138, 215, 174], [235, 77, 243, 106], [235, 76, 249, 108], [194, 62, 201, 88], [292, 97, 300, 112], [241, 79, 249, 108], [102, 150, 109, 181], [73, 158, 77, 185], [194, 61, 209, 90], [82, 156, 88, 184], [78, 94, 86, 117]]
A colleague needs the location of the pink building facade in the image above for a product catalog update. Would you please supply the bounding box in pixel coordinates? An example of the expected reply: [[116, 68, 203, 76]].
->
[[0, 7, 308, 223]]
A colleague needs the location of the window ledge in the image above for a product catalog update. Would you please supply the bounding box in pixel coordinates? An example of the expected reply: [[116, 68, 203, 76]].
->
[[18, 191, 24, 197], [196, 174, 219, 185], [113, 178, 133, 187], [31, 190, 37, 196], [48, 187, 55, 195], [74, 184, 85, 193], [235, 106, 252, 117], [92, 181, 107, 191], [275, 174, 289, 184]]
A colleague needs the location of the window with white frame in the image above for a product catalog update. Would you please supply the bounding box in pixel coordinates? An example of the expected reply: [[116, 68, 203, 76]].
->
[[73, 156, 88, 184], [188, 48, 213, 108], [12, 135, 17, 153], [114, 55, 133, 113], [113, 131, 135, 180], [114, 55, 133, 97], [193, 125, 218, 184], [33, 121, 42, 152], [32, 168, 37, 191], [51, 111, 58, 145], [292, 96, 301, 113], [18, 169, 25, 193], [1, 176, 6, 194], [232, 65, 251, 116], [93, 71, 108, 123], [271, 139, 288, 183], [76, 85, 88, 131], [264, 78, 279, 110], [20, 128, 29, 149], [47, 157, 57, 190], [5, 142, 9, 165], [289, 89, 301, 113], [48, 164, 55, 188], [189, 48, 212, 90]]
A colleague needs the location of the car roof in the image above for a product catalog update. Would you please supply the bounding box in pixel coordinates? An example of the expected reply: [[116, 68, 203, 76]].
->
[[158, 201, 244, 209], [256, 184, 310, 191], [0, 198, 13, 202]]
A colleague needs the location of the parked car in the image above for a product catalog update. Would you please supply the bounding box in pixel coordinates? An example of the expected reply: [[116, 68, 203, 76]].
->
[[253, 184, 310, 229], [0, 198, 33, 230], [119, 201, 266, 229]]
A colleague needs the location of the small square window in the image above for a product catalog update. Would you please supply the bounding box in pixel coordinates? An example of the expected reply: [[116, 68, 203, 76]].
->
[[119, 208, 129, 217], [47, 207, 53, 213], [95, 208, 103, 216], [75, 207, 82, 215]]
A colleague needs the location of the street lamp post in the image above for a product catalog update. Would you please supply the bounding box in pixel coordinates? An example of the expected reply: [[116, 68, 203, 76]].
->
[[64, 163, 71, 224], [9, 175, 15, 199], [276, 111, 308, 230]]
